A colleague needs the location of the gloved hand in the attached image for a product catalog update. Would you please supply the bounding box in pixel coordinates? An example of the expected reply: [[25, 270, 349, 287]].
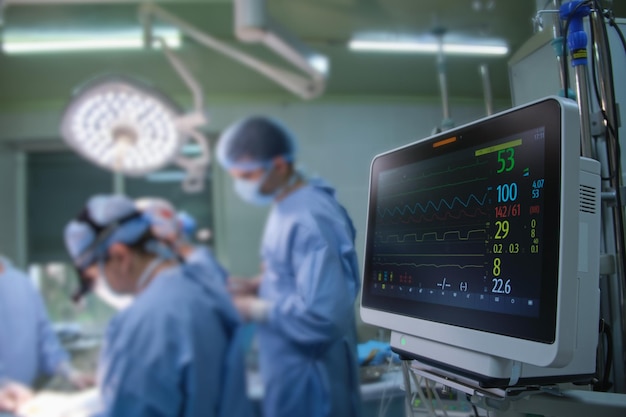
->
[[228, 275, 262, 296], [0, 381, 33, 412], [233, 295, 270, 322], [57, 362, 96, 390], [67, 370, 96, 390]]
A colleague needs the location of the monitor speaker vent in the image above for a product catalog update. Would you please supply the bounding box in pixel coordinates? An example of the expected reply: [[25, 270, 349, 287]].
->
[[580, 184, 597, 214]]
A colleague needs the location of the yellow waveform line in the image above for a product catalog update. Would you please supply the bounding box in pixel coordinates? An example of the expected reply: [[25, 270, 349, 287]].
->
[[375, 254, 484, 257], [374, 261, 484, 269]]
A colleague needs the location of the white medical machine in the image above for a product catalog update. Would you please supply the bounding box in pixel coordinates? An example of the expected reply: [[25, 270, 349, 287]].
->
[[360, 96, 601, 391]]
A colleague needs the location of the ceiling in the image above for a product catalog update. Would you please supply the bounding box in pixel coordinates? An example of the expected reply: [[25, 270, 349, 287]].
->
[[0, 0, 623, 110]]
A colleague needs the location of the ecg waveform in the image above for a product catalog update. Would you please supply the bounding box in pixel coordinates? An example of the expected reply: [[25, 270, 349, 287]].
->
[[384, 177, 488, 200], [380, 207, 488, 225], [379, 229, 486, 244], [373, 261, 484, 270], [378, 192, 489, 218], [397, 160, 489, 183]]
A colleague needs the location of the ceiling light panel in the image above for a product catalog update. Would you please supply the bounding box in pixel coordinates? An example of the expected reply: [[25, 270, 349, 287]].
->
[[2, 28, 181, 54]]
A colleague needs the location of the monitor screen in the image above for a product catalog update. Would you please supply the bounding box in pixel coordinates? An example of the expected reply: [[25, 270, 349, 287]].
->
[[362, 98, 564, 344]]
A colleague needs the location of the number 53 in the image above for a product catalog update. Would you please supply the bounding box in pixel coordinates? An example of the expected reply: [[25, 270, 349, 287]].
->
[[497, 148, 515, 173]]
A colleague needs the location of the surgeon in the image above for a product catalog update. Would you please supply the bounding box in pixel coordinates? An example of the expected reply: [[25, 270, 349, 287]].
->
[[0, 255, 92, 413], [216, 116, 362, 417], [64, 194, 252, 417], [93, 198, 229, 312]]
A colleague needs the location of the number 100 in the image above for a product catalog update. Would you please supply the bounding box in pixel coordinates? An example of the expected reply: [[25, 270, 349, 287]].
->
[[496, 183, 518, 203]]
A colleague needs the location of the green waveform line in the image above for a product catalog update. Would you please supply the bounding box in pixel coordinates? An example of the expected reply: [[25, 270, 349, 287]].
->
[[395, 160, 489, 183], [383, 177, 489, 200]]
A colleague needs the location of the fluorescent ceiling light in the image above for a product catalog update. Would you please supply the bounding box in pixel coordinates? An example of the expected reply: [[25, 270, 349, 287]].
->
[[2, 29, 181, 54], [349, 40, 509, 56]]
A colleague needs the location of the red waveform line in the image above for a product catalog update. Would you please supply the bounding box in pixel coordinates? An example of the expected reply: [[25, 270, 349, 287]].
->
[[380, 208, 488, 225]]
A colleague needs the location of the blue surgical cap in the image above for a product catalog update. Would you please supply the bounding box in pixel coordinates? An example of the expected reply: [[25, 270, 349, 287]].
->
[[216, 116, 297, 171], [177, 211, 197, 239], [64, 194, 150, 271], [135, 197, 180, 242]]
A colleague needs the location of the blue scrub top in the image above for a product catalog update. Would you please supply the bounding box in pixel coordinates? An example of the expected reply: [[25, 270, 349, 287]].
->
[[96, 261, 252, 417], [0, 258, 69, 386], [185, 246, 228, 284], [257, 179, 362, 417]]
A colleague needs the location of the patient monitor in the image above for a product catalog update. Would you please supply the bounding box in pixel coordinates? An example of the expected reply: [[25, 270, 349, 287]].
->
[[360, 96, 601, 389]]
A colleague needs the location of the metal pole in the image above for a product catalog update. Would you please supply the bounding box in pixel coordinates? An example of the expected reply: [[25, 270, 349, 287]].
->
[[574, 65, 594, 157], [437, 42, 450, 122], [551, 0, 566, 92], [479, 64, 493, 116], [113, 172, 125, 195], [590, 8, 626, 393], [401, 361, 414, 417], [434, 34, 454, 132]]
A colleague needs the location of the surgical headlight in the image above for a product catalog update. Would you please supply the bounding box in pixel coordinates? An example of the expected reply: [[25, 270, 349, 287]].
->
[[72, 207, 144, 271]]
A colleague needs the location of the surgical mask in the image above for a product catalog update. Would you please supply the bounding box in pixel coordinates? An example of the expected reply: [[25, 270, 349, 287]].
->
[[95, 261, 133, 311], [233, 168, 275, 206], [94, 256, 165, 310], [93, 272, 133, 311], [234, 167, 299, 206]]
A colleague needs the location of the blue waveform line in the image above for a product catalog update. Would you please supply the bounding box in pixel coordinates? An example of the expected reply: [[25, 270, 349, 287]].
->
[[378, 191, 489, 218]]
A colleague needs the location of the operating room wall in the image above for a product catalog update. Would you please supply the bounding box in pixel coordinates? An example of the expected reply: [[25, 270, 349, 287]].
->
[[0, 98, 500, 338], [0, 146, 27, 266]]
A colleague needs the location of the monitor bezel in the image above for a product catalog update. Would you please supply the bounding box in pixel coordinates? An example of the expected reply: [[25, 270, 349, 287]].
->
[[360, 96, 581, 367]]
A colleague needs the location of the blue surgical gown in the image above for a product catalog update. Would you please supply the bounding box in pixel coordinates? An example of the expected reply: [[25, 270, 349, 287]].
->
[[96, 261, 252, 417], [0, 257, 69, 386], [185, 246, 228, 284], [257, 179, 362, 417]]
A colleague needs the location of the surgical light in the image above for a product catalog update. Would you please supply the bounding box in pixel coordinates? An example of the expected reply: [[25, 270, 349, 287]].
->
[[61, 76, 182, 176], [61, 67, 210, 193]]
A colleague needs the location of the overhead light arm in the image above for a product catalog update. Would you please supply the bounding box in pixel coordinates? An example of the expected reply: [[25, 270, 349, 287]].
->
[[0, 1, 328, 99], [152, 36, 204, 116], [234, 0, 328, 82], [155, 37, 210, 193], [139, 2, 326, 100]]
